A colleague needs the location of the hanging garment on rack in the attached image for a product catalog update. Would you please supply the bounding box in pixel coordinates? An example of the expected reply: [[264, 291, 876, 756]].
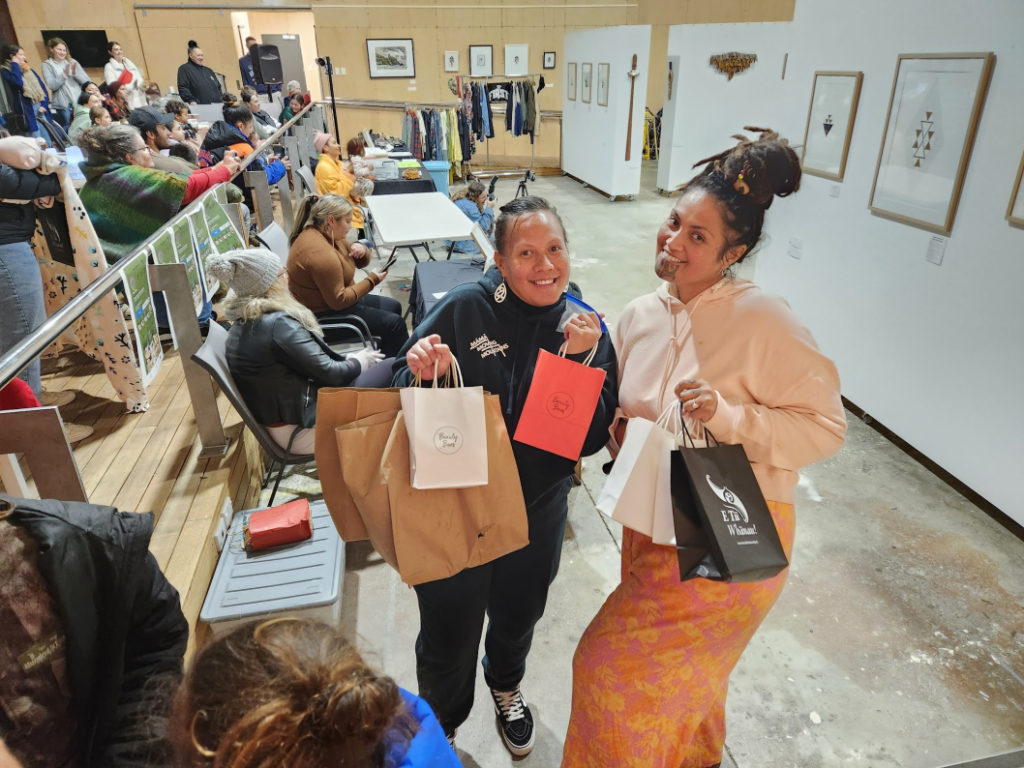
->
[[514, 83, 524, 137], [523, 81, 537, 136], [479, 85, 490, 138]]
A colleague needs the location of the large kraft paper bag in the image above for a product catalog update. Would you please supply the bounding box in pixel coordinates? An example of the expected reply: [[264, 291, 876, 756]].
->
[[386, 393, 529, 585], [334, 410, 402, 570], [316, 387, 403, 542]]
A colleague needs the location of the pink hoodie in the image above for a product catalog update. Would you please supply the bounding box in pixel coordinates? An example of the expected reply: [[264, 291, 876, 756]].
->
[[612, 278, 847, 504]]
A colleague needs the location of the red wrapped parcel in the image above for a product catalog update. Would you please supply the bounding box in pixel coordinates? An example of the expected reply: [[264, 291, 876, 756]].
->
[[243, 499, 313, 551]]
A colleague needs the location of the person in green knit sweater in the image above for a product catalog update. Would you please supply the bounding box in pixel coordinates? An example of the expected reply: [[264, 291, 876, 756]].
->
[[77, 123, 240, 264]]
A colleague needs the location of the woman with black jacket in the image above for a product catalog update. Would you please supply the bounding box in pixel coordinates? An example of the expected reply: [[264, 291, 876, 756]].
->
[[391, 196, 618, 757], [0, 154, 60, 398], [205, 247, 392, 456]]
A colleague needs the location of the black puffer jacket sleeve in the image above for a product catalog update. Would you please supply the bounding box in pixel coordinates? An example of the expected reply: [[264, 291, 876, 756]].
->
[[99, 551, 189, 768], [0, 163, 61, 199]]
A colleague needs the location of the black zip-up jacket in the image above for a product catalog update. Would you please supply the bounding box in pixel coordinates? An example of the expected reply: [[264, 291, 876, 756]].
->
[[393, 269, 619, 509], [226, 310, 362, 428], [0, 494, 189, 768], [0, 164, 61, 245], [175, 59, 222, 105]]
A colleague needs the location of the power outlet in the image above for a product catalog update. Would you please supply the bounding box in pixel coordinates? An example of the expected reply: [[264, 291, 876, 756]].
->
[[220, 497, 234, 528], [214, 517, 227, 552]]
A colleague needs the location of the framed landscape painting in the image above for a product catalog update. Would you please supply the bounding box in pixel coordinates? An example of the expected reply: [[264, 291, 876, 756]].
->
[[800, 71, 863, 181], [366, 39, 415, 79], [868, 53, 995, 234]]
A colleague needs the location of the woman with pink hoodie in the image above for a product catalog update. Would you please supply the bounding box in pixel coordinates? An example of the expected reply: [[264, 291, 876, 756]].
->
[[562, 127, 847, 767]]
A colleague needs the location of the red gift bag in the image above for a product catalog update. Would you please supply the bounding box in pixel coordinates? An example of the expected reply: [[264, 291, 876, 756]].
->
[[513, 343, 606, 461]]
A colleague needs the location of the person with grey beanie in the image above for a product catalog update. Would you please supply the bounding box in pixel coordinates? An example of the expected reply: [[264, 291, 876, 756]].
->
[[207, 248, 392, 455]]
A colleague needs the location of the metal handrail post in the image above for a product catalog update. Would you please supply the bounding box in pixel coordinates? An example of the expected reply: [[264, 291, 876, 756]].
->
[[149, 263, 229, 458]]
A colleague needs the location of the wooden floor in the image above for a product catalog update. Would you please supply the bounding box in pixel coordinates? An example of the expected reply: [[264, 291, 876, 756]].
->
[[4, 346, 264, 659]]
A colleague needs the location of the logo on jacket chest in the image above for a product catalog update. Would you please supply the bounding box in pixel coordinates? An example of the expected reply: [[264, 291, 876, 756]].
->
[[470, 334, 508, 359]]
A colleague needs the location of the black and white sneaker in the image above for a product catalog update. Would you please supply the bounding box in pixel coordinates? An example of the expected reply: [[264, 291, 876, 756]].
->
[[490, 685, 535, 756]]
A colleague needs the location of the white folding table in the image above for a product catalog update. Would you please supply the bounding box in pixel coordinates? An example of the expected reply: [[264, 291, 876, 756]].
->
[[365, 192, 476, 261]]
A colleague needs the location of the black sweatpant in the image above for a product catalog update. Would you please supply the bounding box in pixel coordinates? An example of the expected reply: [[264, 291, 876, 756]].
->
[[316, 293, 409, 358], [413, 478, 572, 734]]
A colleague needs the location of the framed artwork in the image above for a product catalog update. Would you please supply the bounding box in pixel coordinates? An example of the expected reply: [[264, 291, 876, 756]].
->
[[800, 71, 863, 181], [366, 39, 415, 79], [444, 51, 459, 73], [868, 53, 995, 234], [581, 63, 592, 104], [544, 52, 556, 69], [505, 44, 529, 76], [469, 45, 493, 77], [597, 63, 610, 106], [1008, 151, 1024, 228], [567, 63, 577, 101]]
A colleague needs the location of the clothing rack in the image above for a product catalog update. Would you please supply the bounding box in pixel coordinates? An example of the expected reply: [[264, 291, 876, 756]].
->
[[458, 72, 544, 174]]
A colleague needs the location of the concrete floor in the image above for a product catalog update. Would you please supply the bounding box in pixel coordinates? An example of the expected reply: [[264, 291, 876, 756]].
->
[[262, 165, 1024, 767]]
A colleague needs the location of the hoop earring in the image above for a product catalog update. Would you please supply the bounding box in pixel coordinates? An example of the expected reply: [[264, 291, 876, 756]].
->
[[494, 279, 507, 304]]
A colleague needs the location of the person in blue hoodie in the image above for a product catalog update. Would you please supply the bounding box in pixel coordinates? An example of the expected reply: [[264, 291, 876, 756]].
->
[[443, 180, 495, 255], [169, 617, 460, 768]]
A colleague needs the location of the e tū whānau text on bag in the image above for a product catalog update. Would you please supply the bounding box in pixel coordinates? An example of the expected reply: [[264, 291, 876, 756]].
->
[[707, 474, 759, 542]]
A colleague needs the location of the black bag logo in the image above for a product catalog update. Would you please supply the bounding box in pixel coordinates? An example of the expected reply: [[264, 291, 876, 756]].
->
[[706, 475, 748, 523]]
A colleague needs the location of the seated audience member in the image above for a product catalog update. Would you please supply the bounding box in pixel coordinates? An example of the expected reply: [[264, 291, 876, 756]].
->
[[203, 93, 287, 204], [168, 141, 197, 166], [68, 91, 102, 143], [205, 248, 389, 453], [288, 194, 408, 358], [286, 79, 309, 105], [279, 92, 304, 124], [81, 80, 101, 99], [90, 105, 112, 128], [445, 180, 495, 255], [169, 618, 459, 768], [0, 493, 189, 768], [102, 81, 130, 122], [128, 105, 194, 174], [314, 132, 366, 235], [0, 46, 45, 143], [241, 85, 278, 140]]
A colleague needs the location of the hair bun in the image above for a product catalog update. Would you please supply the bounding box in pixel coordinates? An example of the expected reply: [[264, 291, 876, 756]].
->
[[692, 126, 801, 209], [188, 40, 198, 48]]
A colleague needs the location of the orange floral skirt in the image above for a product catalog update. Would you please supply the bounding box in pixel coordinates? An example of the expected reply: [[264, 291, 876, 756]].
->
[[562, 501, 795, 768]]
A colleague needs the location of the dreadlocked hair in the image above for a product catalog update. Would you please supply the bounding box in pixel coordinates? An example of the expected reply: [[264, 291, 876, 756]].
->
[[678, 126, 801, 263]]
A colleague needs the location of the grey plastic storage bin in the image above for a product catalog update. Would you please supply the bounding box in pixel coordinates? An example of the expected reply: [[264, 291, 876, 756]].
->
[[200, 500, 344, 636]]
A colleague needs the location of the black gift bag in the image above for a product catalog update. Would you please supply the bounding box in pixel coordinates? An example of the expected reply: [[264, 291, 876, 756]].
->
[[670, 428, 789, 583]]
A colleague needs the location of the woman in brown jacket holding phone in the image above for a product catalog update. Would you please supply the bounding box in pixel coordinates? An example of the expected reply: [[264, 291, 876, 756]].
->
[[287, 193, 408, 356]]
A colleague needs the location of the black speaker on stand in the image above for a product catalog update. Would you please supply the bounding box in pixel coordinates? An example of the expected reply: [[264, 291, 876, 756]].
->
[[249, 44, 283, 89]]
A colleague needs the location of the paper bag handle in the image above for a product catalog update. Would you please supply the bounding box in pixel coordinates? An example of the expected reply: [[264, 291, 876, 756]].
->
[[677, 401, 719, 449], [558, 340, 599, 368], [412, 353, 465, 389]]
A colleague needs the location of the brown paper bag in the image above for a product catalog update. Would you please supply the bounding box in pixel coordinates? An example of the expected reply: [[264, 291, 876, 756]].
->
[[334, 410, 402, 570], [315, 387, 403, 541], [384, 394, 529, 585]]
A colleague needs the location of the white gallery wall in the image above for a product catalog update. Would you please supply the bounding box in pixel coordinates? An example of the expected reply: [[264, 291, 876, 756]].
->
[[662, 0, 1024, 523], [562, 25, 651, 198]]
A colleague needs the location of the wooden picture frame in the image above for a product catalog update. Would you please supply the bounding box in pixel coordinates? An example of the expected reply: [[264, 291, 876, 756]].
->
[[444, 51, 459, 73], [1007, 151, 1024, 228], [868, 52, 995, 235], [800, 71, 863, 181], [597, 63, 610, 107], [544, 52, 556, 69], [366, 38, 415, 79], [567, 62, 577, 101], [469, 45, 493, 77], [581, 63, 592, 104]]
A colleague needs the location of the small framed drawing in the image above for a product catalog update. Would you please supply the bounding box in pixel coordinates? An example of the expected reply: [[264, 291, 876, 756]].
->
[[868, 52, 995, 234], [444, 51, 459, 73], [505, 44, 529, 76], [544, 52, 556, 69], [597, 63, 610, 106], [800, 71, 863, 181], [470, 45, 493, 77], [1008, 151, 1024, 228], [366, 38, 415, 79], [567, 63, 577, 101], [581, 63, 592, 104]]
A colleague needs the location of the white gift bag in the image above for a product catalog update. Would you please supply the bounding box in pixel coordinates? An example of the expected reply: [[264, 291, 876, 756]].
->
[[596, 405, 679, 537], [400, 355, 488, 489]]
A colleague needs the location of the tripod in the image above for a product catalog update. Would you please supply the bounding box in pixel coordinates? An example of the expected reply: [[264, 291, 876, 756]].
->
[[515, 170, 536, 199]]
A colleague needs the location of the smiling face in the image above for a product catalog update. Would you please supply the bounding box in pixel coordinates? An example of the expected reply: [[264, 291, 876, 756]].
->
[[289, 95, 304, 112], [324, 137, 342, 158], [190, 47, 204, 65], [110, 44, 123, 61], [51, 43, 68, 61], [10, 49, 26, 68], [655, 189, 746, 303], [494, 210, 570, 307], [85, 83, 100, 97], [87, 94, 102, 109]]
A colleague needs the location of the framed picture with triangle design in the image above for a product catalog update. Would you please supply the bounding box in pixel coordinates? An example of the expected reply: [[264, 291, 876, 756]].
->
[[868, 52, 995, 235], [800, 71, 862, 182]]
